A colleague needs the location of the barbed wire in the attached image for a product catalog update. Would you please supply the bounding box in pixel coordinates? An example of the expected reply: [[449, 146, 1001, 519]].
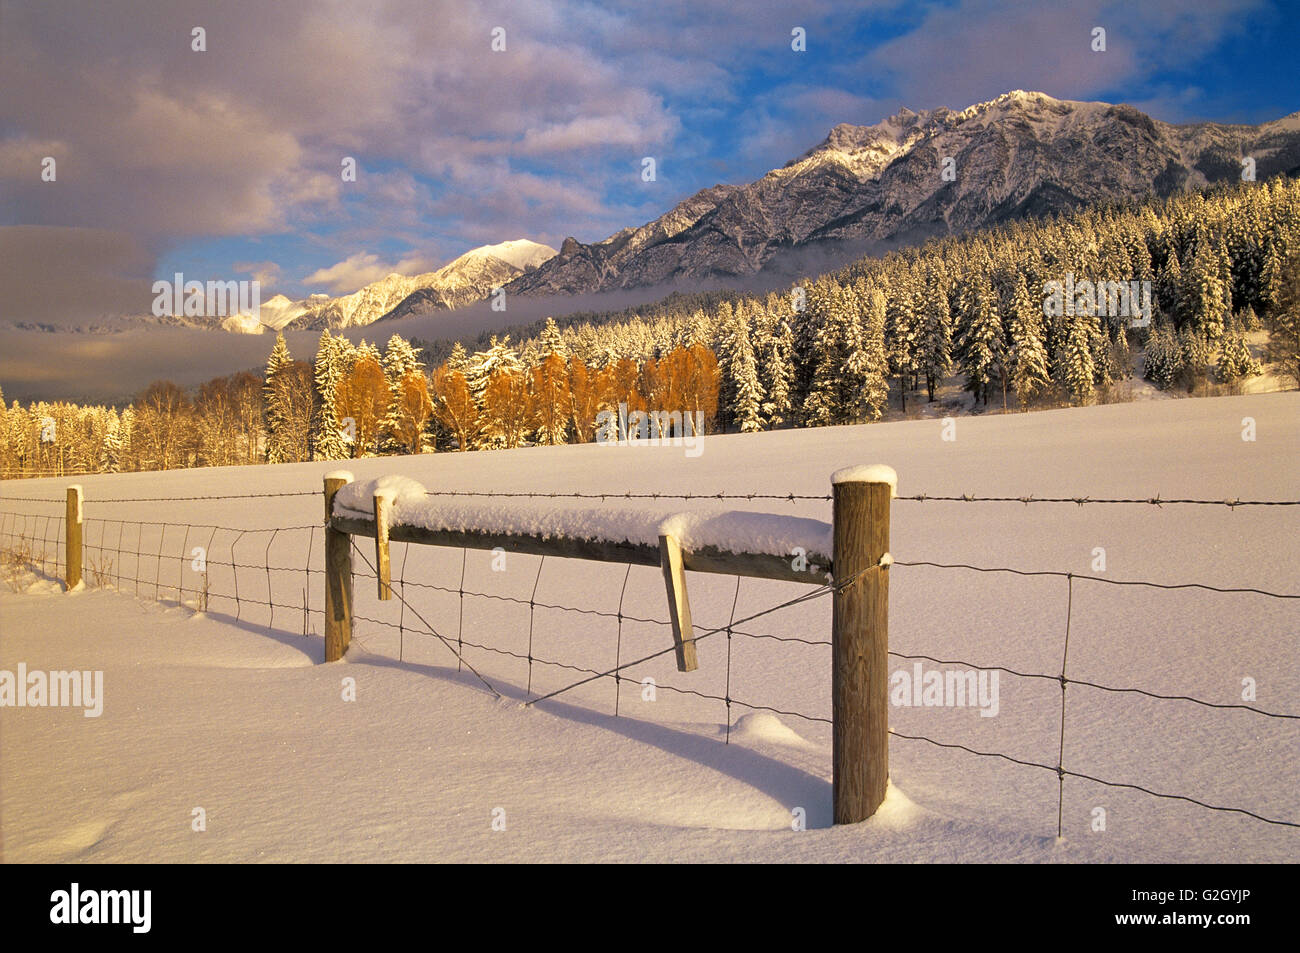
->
[[4, 484, 1299, 508], [417, 489, 1300, 507], [895, 559, 1299, 600]]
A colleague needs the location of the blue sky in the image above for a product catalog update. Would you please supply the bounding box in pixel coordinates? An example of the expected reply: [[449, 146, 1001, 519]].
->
[[2, 0, 1297, 321]]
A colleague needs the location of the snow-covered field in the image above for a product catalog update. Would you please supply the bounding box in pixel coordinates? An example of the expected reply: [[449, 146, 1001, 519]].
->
[[1, 393, 1297, 862]]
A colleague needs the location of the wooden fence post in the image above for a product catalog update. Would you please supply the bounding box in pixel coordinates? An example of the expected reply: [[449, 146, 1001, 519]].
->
[[65, 484, 83, 590], [658, 532, 697, 672], [831, 465, 895, 824], [324, 472, 354, 662], [374, 491, 392, 601]]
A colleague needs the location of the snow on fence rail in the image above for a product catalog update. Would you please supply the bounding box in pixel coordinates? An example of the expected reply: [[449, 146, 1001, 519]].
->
[[1, 478, 1298, 835]]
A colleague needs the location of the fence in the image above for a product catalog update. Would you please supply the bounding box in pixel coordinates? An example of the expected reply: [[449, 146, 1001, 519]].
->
[[0, 488, 322, 637], [1, 478, 1297, 836]]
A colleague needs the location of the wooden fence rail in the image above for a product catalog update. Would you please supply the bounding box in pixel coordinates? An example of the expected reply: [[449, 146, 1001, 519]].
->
[[322, 466, 896, 825]]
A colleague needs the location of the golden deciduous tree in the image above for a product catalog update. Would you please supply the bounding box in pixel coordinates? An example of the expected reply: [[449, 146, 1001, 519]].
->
[[386, 370, 434, 454], [677, 344, 720, 430], [335, 353, 389, 456], [567, 358, 610, 443], [607, 357, 644, 414], [530, 353, 570, 445], [481, 371, 532, 449], [431, 364, 479, 450], [133, 380, 193, 470]]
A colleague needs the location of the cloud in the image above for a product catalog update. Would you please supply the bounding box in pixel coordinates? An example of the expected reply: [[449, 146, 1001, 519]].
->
[[865, 0, 1264, 115], [301, 252, 441, 294], [0, 227, 157, 326], [0, 0, 1281, 332], [234, 260, 283, 291]]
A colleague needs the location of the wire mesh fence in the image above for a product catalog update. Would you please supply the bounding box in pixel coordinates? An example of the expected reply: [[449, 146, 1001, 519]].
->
[[1, 484, 1296, 837]]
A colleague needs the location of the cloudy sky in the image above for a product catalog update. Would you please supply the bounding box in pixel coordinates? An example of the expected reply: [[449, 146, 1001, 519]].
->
[[1, 0, 1296, 324]]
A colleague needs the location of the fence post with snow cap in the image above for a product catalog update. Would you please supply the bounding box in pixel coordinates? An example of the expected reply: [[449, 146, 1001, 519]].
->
[[831, 464, 895, 825], [323, 472, 354, 662], [65, 484, 83, 590]]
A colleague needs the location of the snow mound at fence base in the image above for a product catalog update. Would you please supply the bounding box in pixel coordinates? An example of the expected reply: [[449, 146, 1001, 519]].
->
[[334, 475, 833, 561]]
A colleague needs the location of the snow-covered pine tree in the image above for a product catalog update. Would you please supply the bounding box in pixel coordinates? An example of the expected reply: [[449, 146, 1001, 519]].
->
[[465, 336, 522, 407], [1111, 326, 1133, 380], [956, 278, 1003, 406], [1156, 246, 1182, 323], [1058, 316, 1096, 405], [377, 335, 427, 454], [537, 317, 568, 361], [382, 334, 422, 388], [884, 269, 920, 411], [1216, 325, 1261, 384], [263, 332, 294, 464], [1178, 324, 1212, 389], [791, 279, 827, 422], [1007, 274, 1050, 408], [1266, 247, 1300, 388], [1180, 241, 1229, 342], [467, 337, 526, 448], [311, 330, 351, 460], [1142, 322, 1182, 390], [759, 316, 795, 427], [354, 339, 381, 369], [446, 341, 471, 374], [917, 264, 953, 402], [719, 301, 764, 432], [805, 284, 876, 425], [99, 409, 123, 474], [1088, 321, 1115, 390], [1259, 242, 1284, 317], [118, 406, 135, 470], [847, 288, 891, 421]]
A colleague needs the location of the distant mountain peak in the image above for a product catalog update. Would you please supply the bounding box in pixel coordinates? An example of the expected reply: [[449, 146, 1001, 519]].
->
[[268, 238, 556, 332], [502, 92, 1300, 299]]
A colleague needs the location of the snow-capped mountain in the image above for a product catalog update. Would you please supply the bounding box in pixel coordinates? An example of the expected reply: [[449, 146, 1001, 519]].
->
[[504, 91, 1300, 296], [4, 240, 556, 336], [284, 239, 556, 331]]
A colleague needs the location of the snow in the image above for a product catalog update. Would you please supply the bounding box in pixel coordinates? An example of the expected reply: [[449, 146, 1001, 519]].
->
[[336, 474, 425, 512], [1, 392, 1297, 862], [469, 239, 557, 271], [335, 476, 834, 560], [831, 464, 898, 494], [218, 312, 266, 335], [656, 511, 832, 560]]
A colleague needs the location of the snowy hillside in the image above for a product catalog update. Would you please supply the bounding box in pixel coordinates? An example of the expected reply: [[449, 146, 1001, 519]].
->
[[1, 393, 1297, 862]]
